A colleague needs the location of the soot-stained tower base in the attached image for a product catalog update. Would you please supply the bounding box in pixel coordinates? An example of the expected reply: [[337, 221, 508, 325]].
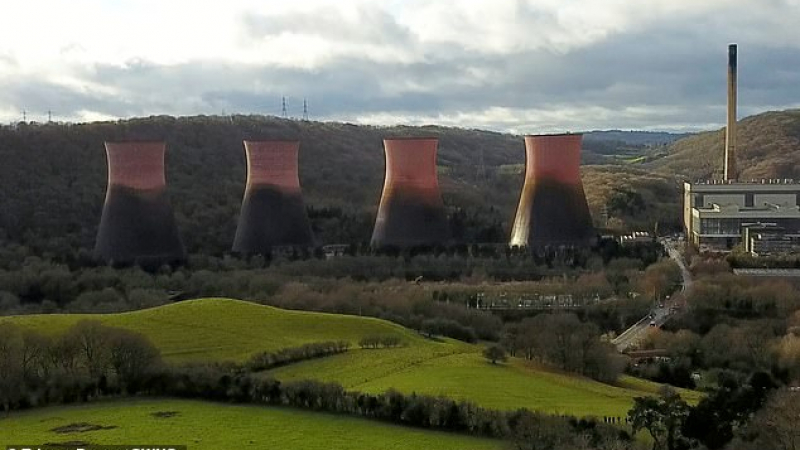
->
[[370, 137, 449, 248], [94, 141, 185, 265], [232, 140, 314, 253], [509, 134, 595, 248]]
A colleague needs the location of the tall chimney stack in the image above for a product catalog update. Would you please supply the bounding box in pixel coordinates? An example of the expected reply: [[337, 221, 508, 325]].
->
[[724, 43, 738, 181]]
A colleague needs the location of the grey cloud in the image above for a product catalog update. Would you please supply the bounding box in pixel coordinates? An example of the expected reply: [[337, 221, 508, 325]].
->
[[3, 1, 799, 132], [0, 78, 133, 119], [241, 5, 413, 46]]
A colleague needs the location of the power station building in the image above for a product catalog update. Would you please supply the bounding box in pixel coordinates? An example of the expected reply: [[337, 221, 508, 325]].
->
[[742, 224, 800, 256], [683, 44, 800, 252], [684, 180, 800, 250], [94, 141, 185, 265], [509, 134, 595, 248], [371, 137, 449, 248], [233, 140, 314, 253]]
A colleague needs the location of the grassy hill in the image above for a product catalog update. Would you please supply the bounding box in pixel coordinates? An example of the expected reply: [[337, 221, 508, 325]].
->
[[651, 109, 800, 180], [2, 298, 699, 418], [1, 298, 437, 362], [270, 349, 700, 418], [0, 399, 502, 450]]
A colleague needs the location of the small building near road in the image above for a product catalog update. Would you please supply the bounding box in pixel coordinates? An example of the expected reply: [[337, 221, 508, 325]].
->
[[618, 231, 653, 245]]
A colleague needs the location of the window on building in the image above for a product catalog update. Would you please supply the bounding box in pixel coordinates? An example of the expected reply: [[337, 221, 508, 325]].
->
[[745, 193, 754, 207], [699, 218, 740, 235]]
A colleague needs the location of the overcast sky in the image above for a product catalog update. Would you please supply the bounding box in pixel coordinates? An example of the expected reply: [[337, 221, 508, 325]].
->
[[1, 0, 799, 133]]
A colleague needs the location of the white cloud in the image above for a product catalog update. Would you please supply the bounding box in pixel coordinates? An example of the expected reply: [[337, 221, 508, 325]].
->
[[0, 0, 799, 130], [348, 103, 723, 135]]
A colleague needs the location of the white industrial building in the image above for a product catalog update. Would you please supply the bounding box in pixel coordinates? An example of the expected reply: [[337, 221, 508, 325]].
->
[[683, 180, 800, 251]]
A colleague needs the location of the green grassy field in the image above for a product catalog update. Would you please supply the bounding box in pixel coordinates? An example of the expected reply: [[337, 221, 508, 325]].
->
[[3, 298, 699, 418], [271, 350, 701, 418], [1, 298, 434, 362], [0, 399, 503, 450]]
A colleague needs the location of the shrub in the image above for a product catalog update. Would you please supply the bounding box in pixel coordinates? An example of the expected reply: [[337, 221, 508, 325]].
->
[[358, 334, 405, 349], [245, 341, 350, 372], [483, 345, 508, 364], [420, 318, 477, 343]]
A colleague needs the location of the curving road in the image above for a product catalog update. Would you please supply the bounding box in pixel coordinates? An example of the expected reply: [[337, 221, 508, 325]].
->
[[611, 238, 692, 352], [665, 239, 693, 294]]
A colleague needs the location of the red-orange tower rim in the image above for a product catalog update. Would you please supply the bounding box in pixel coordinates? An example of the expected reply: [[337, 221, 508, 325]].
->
[[522, 132, 582, 137]]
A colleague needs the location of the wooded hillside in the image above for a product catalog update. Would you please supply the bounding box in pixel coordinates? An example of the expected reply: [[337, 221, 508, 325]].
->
[[652, 109, 800, 180], [2, 111, 797, 258]]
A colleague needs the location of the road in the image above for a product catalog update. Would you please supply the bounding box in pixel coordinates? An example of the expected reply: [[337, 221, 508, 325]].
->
[[665, 238, 693, 294], [611, 238, 692, 352]]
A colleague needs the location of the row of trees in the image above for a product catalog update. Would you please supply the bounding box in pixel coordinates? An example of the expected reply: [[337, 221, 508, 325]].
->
[[358, 334, 405, 349], [0, 241, 662, 308], [245, 341, 351, 372], [501, 313, 627, 383], [110, 364, 636, 449], [727, 252, 800, 269], [0, 246, 668, 345], [0, 320, 161, 412]]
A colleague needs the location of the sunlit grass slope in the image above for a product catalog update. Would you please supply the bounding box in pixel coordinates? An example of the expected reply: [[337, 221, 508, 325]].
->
[[0, 399, 502, 450], [4, 298, 700, 418], [2, 298, 439, 362], [271, 350, 701, 418]]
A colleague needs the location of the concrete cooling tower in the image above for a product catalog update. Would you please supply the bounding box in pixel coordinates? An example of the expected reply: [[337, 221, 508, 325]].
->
[[232, 140, 314, 253], [94, 141, 185, 265], [509, 134, 595, 248], [371, 137, 449, 248]]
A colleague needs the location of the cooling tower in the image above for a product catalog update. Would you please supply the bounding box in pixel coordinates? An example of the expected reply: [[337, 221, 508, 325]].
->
[[232, 140, 314, 253], [94, 141, 185, 265], [370, 137, 449, 248], [509, 134, 595, 248]]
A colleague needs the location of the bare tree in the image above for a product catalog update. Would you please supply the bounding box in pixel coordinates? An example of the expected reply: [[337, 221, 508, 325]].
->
[[510, 313, 623, 382], [107, 328, 161, 386], [745, 390, 800, 450], [65, 319, 112, 378], [49, 331, 82, 375], [0, 323, 23, 414], [20, 329, 50, 379]]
